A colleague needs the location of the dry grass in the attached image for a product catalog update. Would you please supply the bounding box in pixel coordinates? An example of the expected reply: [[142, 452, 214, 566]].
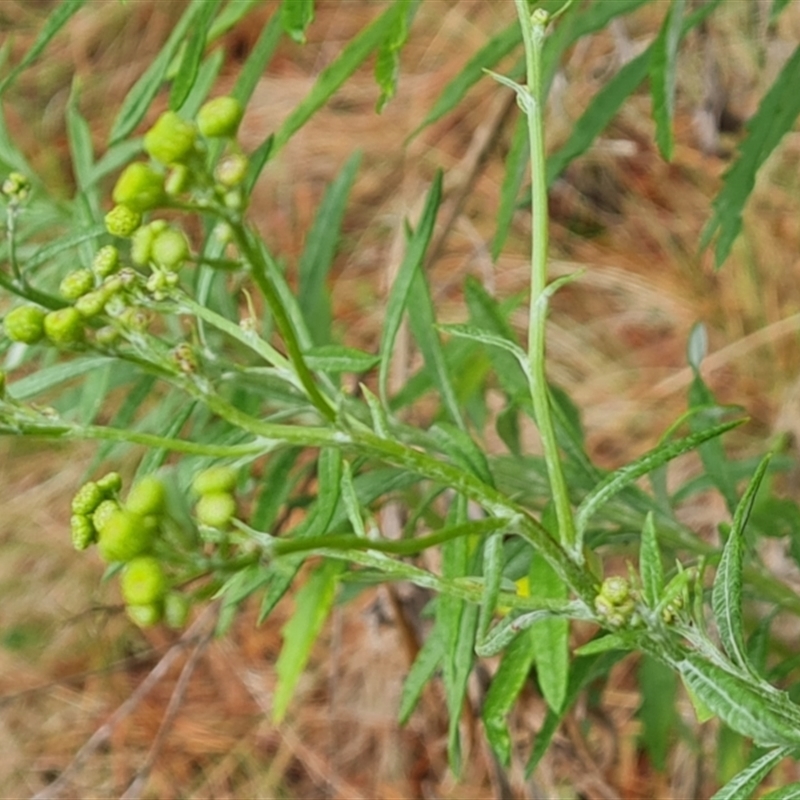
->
[[3, 1, 800, 797]]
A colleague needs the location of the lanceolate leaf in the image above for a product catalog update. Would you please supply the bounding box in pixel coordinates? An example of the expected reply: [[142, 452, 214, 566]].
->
[[273, 558, 344, 723], [398, 619, 444, 724], [271, 4, 399, 155], [298, 151, 362, 346], [379, 172, 442, 404], [650, 0, 686, 161], [639, 512, 664, 609], [482, 625, 537, 765], [677, 655, 800, 748], [761, 783, 800, 800], [712, 454, 772, 675], [702, 43, 800, 267], [169, 0, 221, 110], [374, 0, 419, 112], [280, 0, 315, 44], [109, 0, 211, 144], [710, 746, 794, 800], [0, 0, 85, 96], [576, 418, 743, 540]]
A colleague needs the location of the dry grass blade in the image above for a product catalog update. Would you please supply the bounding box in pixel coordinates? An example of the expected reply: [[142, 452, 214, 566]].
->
[[31, 603, 219, 800]]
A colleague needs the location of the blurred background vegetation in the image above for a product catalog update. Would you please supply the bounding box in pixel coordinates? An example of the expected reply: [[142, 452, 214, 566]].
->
[[2, 0, 800, 797]]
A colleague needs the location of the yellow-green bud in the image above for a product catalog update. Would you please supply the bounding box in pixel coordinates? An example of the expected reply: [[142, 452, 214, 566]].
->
[[71, 481, 104, 515], [126, 603, 162, 628], [43, 308, 84, 346], [105, 204, 142, 238], [151, 227, 189, 270], [59, 268, 95, 300], [4, 305, 46, 344], [144, 111, 196, 165], [215, 154, 248, 188], [197, 96, 243, 138], [92, 245, 120, 278], [125, 475, 166, 517], [71, 514, 97, 551], [192, 466, 238, 496], [163, 592, 191, 629], [112, 162, 165, 212], [195, 491, 236, 529], [121, 556, 167, 606], [97, 508, 154, 562]]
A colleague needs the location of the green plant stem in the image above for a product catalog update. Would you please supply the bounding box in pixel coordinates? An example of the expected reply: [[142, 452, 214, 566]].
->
[[516, 1, 577, 555]]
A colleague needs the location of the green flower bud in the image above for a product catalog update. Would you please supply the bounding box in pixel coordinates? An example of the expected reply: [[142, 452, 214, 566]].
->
[[92, 245, 120, 278], [125, 475, 166, 517], [121, 555, 167, 606], [192, 466, 238, 496], [165, 164, 190, 196], [130, 223, 156, 266], [75, 289, 109, 319], [4, 305, 46, 344], [144, 111, 196, 165], [97, 508, 154, 562], [71, 513, 97, 550], [92, 498, 120, 536], [151, 227, 189, 270], [2, 171, 30, 200], [214, 154, 248, 188], [223, 189, 244, 211], [126, 603, 162, 628], [119, 307, 151, 333], [197, 96, 243, 138], [44, 307, 84, 346], [600, 576, 630, 606], [195, 491, 236, 529], [172, 342, 197, 373], [59, 268, 95, 300], [163, 592, 191, 629], [112, 162, 165, 212], [105, 204, 142, 238], [97, 471, 123, 496], [71, 480, 104, 515]]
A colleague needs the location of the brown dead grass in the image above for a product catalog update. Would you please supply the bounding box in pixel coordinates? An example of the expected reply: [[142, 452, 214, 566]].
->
[[3, 1, 800, 798]]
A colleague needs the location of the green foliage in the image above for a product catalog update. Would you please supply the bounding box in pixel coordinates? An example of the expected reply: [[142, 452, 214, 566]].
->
[[3, 0, 800, 795]]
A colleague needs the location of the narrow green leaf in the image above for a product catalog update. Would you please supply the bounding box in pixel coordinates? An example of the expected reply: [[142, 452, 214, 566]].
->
[[271, 4, 398, 156], [713, 454, 772, 675], [640, 512, 664, 609], [576, 418, 744, 539], [711, 746, 791, 800], [281, 0, 314, 43], [88, 139, 143, 187], [0, 0, 86, 96], [574, 633, 631, 656], [176, 48, 226, 118], [492, 113, 528, 261], [66, 81, 95, 196], [650, 0, 685, 161], [477, 532, 504, 644], [273, 558, 343, 723], [298, 151, 361, 346], [379, 172, 442, 404], [398, 620, 444, 724], [429, 422, 494, 487], [638, 655, 677, 771], [136, 400, 197, 479], [702, 44, 800, 267], [258, 447, 343, 622], [546, 48, 650, 187], [0, 103, 34, 175], [527, 650, 626, 775], [232, 9, 283, 109], [406, 256, 464, 429], [374, 0, 418, 112], [528, 549, 568, 713], [546, 0, 721, 187], [762, 782, 800, 800], [303, 345, 379, 374], [169, 0, 221, 110], [340, 460, 366, 539], [677, 655, 800, 748], [437, 323, 530, 384], [410, 22, 521, 138], [687, 321, 708, 371], [109, 0, 210, 144], [77, 362, 111, 425], [250, 448, 301, 531], [10, 357, 114, 400], [481, 626, 537, 765], [208, 0, 263, 40]]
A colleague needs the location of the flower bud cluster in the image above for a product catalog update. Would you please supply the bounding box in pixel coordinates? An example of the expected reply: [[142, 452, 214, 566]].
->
[[594, 576, 637, 628]]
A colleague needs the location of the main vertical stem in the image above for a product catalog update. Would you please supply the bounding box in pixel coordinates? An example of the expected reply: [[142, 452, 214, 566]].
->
[[515, 1, 578, 555]]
